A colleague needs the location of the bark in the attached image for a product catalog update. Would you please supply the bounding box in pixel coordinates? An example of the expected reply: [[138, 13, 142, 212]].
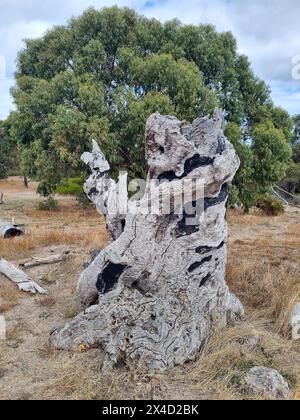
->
[[0, 258, 47, 294], [50, 110, 244, 372]]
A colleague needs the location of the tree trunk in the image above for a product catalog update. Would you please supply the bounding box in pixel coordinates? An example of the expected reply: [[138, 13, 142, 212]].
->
[[23, 175, 28, 189], [50, 110, 244, 373]]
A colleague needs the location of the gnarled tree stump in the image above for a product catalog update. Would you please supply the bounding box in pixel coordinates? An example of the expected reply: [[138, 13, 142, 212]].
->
[[50, 110, 244, 372]]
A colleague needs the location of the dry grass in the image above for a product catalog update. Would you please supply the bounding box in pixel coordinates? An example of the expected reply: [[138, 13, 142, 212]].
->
[[0, 229, 107, 259], [190, 319, 299, 400], [0, 281, 20, 313], [227, 259, 300, 335], [187, 211, 300, 400]]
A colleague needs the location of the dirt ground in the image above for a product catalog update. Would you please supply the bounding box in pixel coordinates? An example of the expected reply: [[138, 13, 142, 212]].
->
[[0, 177, 299, 400]]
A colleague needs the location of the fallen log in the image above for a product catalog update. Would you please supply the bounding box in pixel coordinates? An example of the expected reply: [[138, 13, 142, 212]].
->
[[0, 220, 24, 238], [20, 251, 70, 269], [0, 258, 47, 294]]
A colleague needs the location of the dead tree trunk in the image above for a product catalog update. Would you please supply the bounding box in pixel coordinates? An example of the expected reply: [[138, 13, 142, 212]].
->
[[50, 110, 244, 372]]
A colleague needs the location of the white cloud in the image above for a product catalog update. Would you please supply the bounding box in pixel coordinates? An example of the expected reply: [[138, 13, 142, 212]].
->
[[269, 81, 300, 117], [0, 0, 299, 119], [0, 21, 50, 76]]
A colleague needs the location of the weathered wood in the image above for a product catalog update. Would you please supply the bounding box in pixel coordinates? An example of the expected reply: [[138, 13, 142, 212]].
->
[[50, 110, 244, 373], [81, 140, 126, 241], [0, 258, 47, 294], [20, 251, 70, 269], [0, 220, 24, 238]]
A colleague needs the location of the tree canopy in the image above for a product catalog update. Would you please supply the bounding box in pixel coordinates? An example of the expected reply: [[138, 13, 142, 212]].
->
[[5, 6, 294, 205], [0, 117, 18, 179]]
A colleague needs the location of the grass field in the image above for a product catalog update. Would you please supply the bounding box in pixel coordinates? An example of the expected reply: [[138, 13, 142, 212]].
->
[[0, 177, 299, 400]]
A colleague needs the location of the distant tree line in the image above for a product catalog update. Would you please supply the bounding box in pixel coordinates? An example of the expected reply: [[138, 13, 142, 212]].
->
[[0, 6, 297, 211]]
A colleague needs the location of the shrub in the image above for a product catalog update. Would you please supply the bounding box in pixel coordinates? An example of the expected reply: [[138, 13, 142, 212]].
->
[[56, 177, 90, 207], [256, 195, 285, 216], [37, 196, 59, 211], [56, 177, 83, 196]]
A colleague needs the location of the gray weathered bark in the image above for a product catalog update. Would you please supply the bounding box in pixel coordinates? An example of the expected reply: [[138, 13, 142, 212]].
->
[[50, 110, 244, 372]]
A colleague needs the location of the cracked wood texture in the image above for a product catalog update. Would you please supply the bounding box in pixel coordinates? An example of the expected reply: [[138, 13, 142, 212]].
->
[[50, 110, 244, 372]]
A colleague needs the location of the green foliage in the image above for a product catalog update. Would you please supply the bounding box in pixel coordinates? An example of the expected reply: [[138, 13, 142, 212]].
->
[[251, 121, 292, 194], [293, 142, 300, 164], [225, 122, 255, 212], [37, 196, 59, 211], [293, 115, 300, 145], [256, 195, 285, 216], [20, 140, 61, 196], [7, 6, 295, 205], [270, 107, 294, 142], [56, 177, 90, 206], [56, 177, 84, 196], [282, 162, 300, 194], [0, 118, 18, 179]]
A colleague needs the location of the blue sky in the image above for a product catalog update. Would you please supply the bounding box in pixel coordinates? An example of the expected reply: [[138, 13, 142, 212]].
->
[[0, 0, 299, 119]]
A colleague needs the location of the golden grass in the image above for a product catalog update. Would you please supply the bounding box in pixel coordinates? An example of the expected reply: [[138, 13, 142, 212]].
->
[[227, 257, 300, 336], [190, 319, 299, 400], [0, 177, 37, 193], [0, 281, 20, 313], [0, 226, 108, 259]]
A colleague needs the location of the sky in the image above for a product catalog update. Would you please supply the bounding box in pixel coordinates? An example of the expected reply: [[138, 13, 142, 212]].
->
[[0, 0, 299, 120]]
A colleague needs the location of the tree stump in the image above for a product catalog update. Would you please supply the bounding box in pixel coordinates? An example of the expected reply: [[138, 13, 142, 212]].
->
[[50, 110, 244, 372]]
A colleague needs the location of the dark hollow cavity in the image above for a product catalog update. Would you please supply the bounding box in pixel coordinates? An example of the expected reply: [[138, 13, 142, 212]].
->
[[158, 154, 215, 182], [96, 263, 127, 294], [188, 256, 213, 273], [199, 274, 212, 287], [4, 228, 23, 238], [175, 208, 200, 237], [88, 187, 98, 198], [204, 184, 229, 210], [195, 241, 225, 255], [175, 185, 229, 238]]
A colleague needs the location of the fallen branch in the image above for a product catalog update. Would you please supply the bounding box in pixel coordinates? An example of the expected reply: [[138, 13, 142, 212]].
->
[[0, 258, 47, 294], [20, 251, 70, 269], [271, 187, 289, 207], [273, 185, 300, 209]]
